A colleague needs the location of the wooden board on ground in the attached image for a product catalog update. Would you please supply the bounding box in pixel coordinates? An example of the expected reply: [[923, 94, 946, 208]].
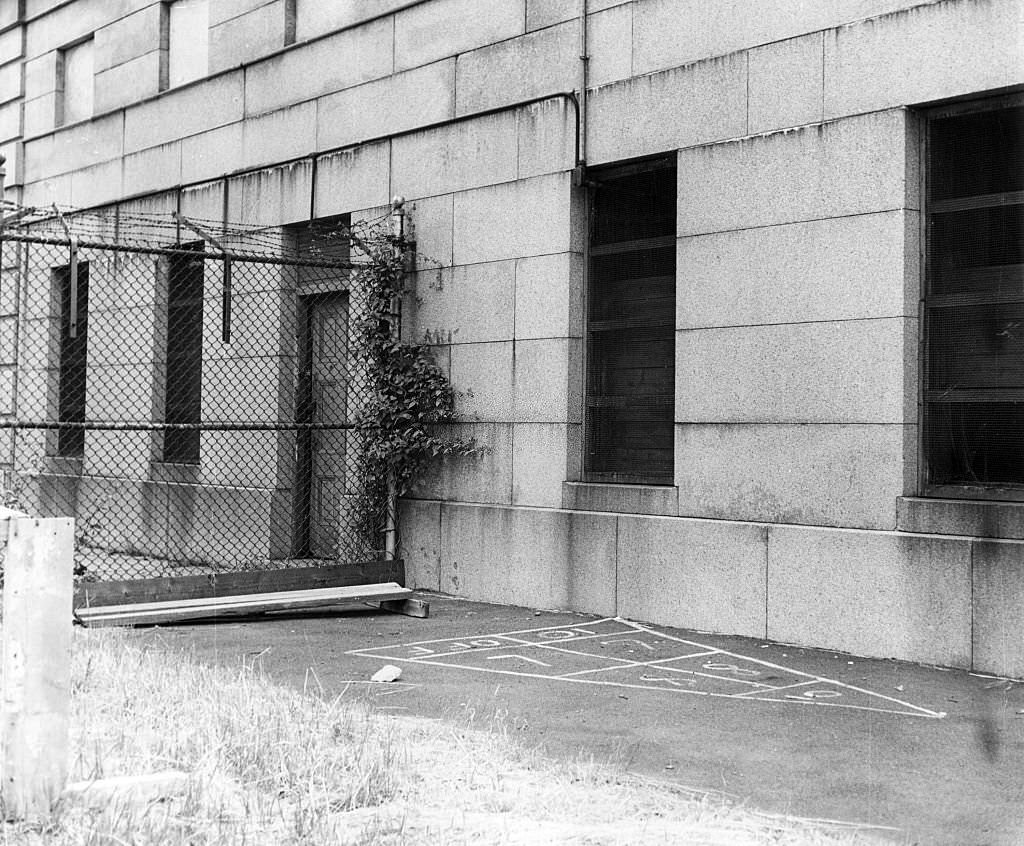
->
[[76, 582, 413, 627], [74, 559, 406, 609]]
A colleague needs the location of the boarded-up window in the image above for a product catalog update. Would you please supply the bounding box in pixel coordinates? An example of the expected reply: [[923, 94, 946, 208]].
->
[[55, 262, 89, 457], [585, 158, 676, 485], [164, 245, 204, 463], [924, 99, 1024, 497], [58, 38, 94, 125]]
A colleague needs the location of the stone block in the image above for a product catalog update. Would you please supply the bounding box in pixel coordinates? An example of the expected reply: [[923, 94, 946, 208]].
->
[[87, 363, 158, 421], [409, 422, 513, 505], [85, 306, 156, 367], [0, 317, 16, 364], [94, 51, 163, 113], [199, 430, 289, 488], [677, 210, 917, 329], [0, 101, 21, 143], [25, 111, 124, 181], [0, 367, 13, 414], [824, 0, 1024, 120], [0, 27, 22, 66], [455, 21, 577, 115], [897, 498, 1024, 541], [439, 502, 617, 613], [177, 484, 275, 565], [398, 498, 441, 590], [313, 141, 390, 218], [407, 193, 454, 269], [675, 423, 913, 530], [525, 0, 575, 30], [516, 97, 577, 180], [588, 3, 633, 87], [23, 174, 73, 208], [122, 141, 182, 197], [514, 253, 583, 340], [211, 0, 279, 26], [512, 337, 581, 423], [316, 59, 455, 151], [631, 0, 943, 76], [24, 52, 58, 101], [179, 180, 226, 220], [413, 260, 514, 346], [182, 121, 246, 187], [587, 53, 747, 166], [0, 138, 20, 186], [0, 61, 21, 106], [767, 524, 972, 667], [245, 16, 393, 116], [294, 0, 410, 41], [22, 93, 57, 138], [94, 3, 163, 73], [209, 0, 287, 74], [450, 340, 513, 421], [226, 160, 313, 226], [392, 110, 518, 199], [123, 71, 244, 154], [512, 422, 569, 507], [453, 172, 582, 265], [70, 159, 124, 209], [202, 356, 292, 422], [617, 515, 768, 637], [676, 318, 915, 424], [83, 430, 152, 479], [242, 100, 315, 169], [748, 33, 823, 134], [395, 0, 525, 72], [972, 539, 1024, 679], [677, 110, 913, 236], [564, 479, 678, 516]]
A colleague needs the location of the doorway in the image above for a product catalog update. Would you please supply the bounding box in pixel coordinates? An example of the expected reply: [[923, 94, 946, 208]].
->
[[296, 292, 349, 558]]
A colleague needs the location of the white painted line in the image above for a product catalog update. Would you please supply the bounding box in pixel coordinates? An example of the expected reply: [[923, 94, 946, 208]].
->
[[486, 654, 552, 668], [730, 680, 818, 698]]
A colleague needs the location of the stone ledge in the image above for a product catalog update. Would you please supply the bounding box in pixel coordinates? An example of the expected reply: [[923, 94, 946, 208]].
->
[[897, 497, 1024, 541], [562, 481, 678, 516]]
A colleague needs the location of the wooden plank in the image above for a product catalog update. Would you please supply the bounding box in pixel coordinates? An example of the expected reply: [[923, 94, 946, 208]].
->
[[74, 559, 406, 608], [2, 517, 75, 821], [77, 583, 412, 628]]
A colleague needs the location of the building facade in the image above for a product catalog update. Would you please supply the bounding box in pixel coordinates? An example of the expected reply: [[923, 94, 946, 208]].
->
[[0, 0, 1022, 675]]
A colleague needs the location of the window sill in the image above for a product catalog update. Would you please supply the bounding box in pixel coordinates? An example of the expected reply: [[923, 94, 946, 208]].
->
[[150, 462, 200, 484], [562, 482, 678, 517], [897, 497, 1024, 540], [40, 456, 84, 476]]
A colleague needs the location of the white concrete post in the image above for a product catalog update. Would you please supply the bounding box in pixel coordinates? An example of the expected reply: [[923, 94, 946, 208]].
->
[[1, 514, 75, 821]]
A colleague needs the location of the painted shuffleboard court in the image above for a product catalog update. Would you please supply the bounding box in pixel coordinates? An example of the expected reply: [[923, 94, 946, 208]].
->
[[348, 617, 946, 719]]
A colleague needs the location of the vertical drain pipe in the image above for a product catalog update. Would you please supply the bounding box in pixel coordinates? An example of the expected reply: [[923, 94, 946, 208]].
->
[[576, 0, 589, 182]]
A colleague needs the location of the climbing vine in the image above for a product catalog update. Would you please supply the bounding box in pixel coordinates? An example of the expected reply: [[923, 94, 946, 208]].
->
[[345, 221, 475, 557]]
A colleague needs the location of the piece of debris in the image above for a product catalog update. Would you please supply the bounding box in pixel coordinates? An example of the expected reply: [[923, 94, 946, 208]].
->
[[62, 771, 190, 809], [371, 664, 403, 683], [895, 685, 905, 692]]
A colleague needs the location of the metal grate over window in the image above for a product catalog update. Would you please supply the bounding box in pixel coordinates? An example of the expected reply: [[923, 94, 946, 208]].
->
[[585, 158, 676, 485], [924, 99, 1024, 497]]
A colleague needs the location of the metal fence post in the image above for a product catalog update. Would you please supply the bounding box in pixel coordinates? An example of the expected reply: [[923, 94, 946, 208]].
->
[[1, 513, 75, 821]]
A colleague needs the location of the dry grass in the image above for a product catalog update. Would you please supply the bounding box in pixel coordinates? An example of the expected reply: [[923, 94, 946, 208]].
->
[[1, 629, 899, 845]]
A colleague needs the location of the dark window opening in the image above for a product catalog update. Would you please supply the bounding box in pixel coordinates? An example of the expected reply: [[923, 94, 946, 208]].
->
[[924, 100, 1024, 496], [585, 158, 676, 485], [163, 244, 204, 463], [55, 262, 89, 457]]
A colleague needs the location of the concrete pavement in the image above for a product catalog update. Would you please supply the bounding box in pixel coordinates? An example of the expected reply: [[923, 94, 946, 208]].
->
[[141, 595, 1024, 846]]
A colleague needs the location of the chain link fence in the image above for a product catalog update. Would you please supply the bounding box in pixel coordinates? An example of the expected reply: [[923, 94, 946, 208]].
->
[[0, 206, 398, 581]]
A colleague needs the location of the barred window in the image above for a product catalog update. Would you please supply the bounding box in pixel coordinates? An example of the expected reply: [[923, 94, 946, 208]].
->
[[55, 262, 89, 458], [163, 245, 204, 464], [924, 98, 1024, 498], [585, 158, 676, 485]]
